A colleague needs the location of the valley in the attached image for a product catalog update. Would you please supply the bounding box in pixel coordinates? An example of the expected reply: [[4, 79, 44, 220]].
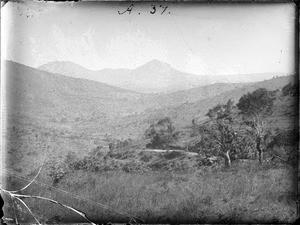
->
[[2, 59, 298, 224]]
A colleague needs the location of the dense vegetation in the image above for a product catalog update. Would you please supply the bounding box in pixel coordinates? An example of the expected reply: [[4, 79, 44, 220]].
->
[[142, 86, 297, 169], [145, 117, 179, 149]]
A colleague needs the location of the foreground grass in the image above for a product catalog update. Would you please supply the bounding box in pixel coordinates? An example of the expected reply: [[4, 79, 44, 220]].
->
[[3, 160, 297, 224]]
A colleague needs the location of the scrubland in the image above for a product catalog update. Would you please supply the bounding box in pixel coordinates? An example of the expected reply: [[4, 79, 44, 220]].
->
[[2, 148, 297, 224]]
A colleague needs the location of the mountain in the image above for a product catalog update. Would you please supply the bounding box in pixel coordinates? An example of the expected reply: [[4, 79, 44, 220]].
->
[[38, 60, 286, 93], [38, 59, 222, 93], [2, 60, 248, 128], [3, 60, 145, 126], [4, 60, 296, 139], [120, 59, 222, 93]]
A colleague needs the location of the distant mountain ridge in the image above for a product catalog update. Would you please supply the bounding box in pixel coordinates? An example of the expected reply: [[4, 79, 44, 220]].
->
[[38, 60, 287, 93], [3, 60, 296, 139]]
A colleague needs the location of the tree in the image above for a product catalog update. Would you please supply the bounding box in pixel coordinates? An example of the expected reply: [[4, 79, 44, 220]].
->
[[145, 117, 178, 149], [237, 88, 276, 163], [203, 99, 238, 168]]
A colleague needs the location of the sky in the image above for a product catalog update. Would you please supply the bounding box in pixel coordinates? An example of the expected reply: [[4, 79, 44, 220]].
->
[[1, 1, 296, 76]]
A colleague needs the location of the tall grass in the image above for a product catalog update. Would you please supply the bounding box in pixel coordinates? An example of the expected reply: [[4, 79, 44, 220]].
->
[[3, 160, 296, 224]]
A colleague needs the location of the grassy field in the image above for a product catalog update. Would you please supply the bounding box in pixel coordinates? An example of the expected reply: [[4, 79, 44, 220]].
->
[[2, 158, 297, 224]]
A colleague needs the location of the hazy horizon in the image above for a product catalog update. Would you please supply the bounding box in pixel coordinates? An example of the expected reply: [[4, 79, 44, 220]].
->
[[1, 1, 296, 76], [3, 58, 292, 77]]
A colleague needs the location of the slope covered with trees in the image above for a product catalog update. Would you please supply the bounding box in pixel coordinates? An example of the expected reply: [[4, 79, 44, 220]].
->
[[144, 83, 298, 167]]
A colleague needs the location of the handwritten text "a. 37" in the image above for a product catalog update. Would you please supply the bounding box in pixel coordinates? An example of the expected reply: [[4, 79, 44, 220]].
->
[[118, 4, 170, 15]]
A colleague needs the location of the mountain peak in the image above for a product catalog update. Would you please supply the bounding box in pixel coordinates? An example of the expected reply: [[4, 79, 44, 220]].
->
[[137, 59, 172, 72], [148, 59, 168, 64]]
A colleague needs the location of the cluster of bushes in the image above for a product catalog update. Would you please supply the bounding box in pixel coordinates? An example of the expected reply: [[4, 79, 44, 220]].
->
[[72, 157, 124, 172], [145, 117, 179, 149], [108, 138, 138, 151], [264, 128, 298, 163], [68, 150, 202, 173], [144, 88, 298, 168], [267, 128, 298, 148], [48, 162, 69, 185], [48, 146, 228, 185]]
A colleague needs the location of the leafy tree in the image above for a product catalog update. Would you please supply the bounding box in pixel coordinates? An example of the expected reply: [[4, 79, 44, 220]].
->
[[202, 99, 238, 168], [237, 88, 276, 163], [145, 117, 178, 149]]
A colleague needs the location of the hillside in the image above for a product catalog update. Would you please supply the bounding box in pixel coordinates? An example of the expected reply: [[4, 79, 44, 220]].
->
[[3, 60, 145, 126], [4, 60, 245, 126], [38, 60, 284, 94], [3, 60, 296, 140], [144, 82, 248, 108], [104, 75, 297, 139], [0, 60, 245, 133]]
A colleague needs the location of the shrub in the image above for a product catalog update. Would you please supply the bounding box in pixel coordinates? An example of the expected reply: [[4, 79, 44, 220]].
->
[[89, 145, 107, 158], [107, 149, 136, 160], [265, 128, 298, 164], [282, 82, 298, 97], [71, 156, 93, 171], [108, 138, 136, 151], [122, 160, 149, 173], [64, 151, 79, 170], [140, 154, 152, 162], [267, 129, 298, 148], [145, 117, 178, 149], [48, 164, 68, 185]]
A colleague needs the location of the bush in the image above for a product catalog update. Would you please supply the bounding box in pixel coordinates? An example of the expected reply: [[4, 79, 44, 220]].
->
[[48, 164, 68, 185], [145, 117, 178, 149], [64, 151, 80, 170], [265, 128, 298, 164], [148, 154, 198, 172], [122, 160, 149, 173], [108, 138, 136, 151], [89, 145, 107, 158], [267, 129, 298, 148], [107, 149, 136, 160], [282, 82, 298, 97], [196, 156, 220, 166], [140, 154, 152, 162], [71, 156, 94, 171]]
